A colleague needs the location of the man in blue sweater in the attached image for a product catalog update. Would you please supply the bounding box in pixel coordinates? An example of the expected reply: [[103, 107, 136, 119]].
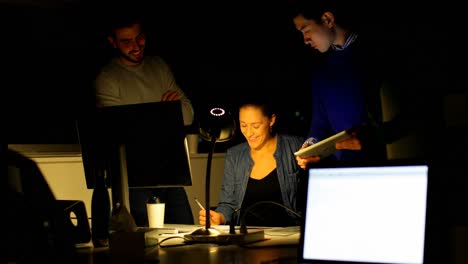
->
[[289, 0, 389, 168]]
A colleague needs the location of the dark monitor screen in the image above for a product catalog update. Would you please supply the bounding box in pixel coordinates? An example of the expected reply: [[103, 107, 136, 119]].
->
[[75, 101, 192, 190]]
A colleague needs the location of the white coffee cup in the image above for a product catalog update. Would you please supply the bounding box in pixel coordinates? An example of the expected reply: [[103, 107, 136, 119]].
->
[[147, 202, 165, 228]]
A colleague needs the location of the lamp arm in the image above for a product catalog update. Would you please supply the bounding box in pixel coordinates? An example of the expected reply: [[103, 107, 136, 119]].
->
[[205, 135, 217, 230]]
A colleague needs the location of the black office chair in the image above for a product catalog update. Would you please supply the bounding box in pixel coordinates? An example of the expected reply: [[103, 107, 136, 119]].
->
[[7, 149, 78, 263]]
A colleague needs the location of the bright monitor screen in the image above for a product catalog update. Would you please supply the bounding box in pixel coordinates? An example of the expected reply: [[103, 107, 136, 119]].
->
[[300, 162, 429, 264]]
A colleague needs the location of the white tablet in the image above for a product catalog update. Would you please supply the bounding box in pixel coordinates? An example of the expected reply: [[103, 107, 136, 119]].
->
[[294, 130, 351, 158]]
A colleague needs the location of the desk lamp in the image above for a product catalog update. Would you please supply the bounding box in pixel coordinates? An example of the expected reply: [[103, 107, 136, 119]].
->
[[185, 106, 234, 241], [184, 106, 265, 244]]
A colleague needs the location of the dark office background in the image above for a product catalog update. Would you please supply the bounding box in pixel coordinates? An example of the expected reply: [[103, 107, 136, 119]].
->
[[4, 0, 467, 162], [4, 0, 464, 142], [4, 1, 467, 262]]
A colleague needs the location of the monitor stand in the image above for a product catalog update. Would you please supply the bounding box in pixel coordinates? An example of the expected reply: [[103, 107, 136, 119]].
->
[[110, 144, 131, 212]]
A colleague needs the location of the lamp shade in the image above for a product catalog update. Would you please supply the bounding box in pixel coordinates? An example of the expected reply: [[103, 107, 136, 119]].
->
[[199, 106, 235, 143]]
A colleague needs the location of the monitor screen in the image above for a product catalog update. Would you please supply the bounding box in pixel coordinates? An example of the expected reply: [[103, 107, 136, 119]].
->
[[299, 160, 429, 264], [75, 101, 193, 191]]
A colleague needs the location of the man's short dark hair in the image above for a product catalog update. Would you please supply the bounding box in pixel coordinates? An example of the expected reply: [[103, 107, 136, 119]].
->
[[104, 7, 146, 38], [287, 0, 360, 30]]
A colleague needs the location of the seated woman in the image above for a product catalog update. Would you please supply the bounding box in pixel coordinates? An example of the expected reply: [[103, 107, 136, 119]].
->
[[199, 98, 305, 227]]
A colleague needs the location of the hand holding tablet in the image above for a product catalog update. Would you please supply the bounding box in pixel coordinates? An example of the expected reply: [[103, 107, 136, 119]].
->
[[294, 129, 352, 158]]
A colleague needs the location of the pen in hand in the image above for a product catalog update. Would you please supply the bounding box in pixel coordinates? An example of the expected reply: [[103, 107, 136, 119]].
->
[[194, 198, 206, 211]]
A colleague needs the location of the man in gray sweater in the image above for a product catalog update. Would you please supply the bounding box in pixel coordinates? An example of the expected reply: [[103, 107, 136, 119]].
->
[[95, 11, 194, 226]]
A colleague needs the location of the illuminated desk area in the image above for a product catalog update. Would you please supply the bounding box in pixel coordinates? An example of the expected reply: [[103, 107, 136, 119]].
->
[[75, 224, 300, 264], [8, 145, 467, 264], [7, 142, 298, 263]]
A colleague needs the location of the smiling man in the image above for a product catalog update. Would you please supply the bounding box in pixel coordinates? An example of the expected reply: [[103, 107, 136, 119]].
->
[[93, 11, 195, 227], [95, 12, 194, 126]]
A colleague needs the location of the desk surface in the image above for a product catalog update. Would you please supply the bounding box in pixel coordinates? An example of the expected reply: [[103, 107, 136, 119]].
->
[[75, 224, 300, 264], [76, 243, 298, 264], [159, 244, 298, 264]]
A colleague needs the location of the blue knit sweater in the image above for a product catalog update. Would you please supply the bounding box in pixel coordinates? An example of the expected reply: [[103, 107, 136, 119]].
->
[[307, 38, 385, 161]]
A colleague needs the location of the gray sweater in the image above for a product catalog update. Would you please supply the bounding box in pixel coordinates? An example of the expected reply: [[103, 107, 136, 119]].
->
[[95, 56, 194, 126]]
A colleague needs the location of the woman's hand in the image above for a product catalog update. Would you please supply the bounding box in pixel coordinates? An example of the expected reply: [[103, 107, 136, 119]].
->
[[199, 209, 225, 225]]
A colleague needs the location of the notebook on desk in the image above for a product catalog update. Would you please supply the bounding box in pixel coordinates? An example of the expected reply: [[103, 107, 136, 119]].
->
[[298, 160, 430, 264]]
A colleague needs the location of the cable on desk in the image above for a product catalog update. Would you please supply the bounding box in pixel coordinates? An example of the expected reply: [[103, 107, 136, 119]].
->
[[158, 236, 188, 248], [240, 201, 302, 234]]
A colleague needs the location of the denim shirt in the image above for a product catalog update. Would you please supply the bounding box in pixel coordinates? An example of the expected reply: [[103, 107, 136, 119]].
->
[[215, 134, 304, 225]]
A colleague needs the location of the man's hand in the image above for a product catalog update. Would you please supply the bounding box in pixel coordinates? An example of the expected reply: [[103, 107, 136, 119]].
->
[[161, 90, 181, 101], [335, 132, 362, 150], [296, 155, 321, 169], [296, 141, 321, 169]]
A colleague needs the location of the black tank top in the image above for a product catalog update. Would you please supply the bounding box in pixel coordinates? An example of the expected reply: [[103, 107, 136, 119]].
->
[[241, 169, 295, 227]]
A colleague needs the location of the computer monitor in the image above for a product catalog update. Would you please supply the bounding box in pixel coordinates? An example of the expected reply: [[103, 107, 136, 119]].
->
[[75, 101, 193, 210], [298, 159, 430, 264]]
